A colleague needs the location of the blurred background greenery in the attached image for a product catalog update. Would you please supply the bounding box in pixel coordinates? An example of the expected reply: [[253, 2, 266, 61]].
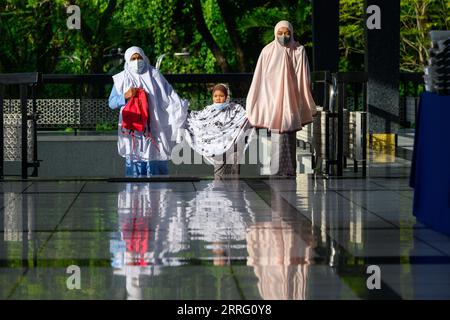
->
[[0, 0, 448, 75]]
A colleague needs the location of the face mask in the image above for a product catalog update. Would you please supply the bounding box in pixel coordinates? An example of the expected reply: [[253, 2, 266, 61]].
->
[[213, 102, 229, 110], [129, 59, 145, 74], [277, 35, 290, 46]]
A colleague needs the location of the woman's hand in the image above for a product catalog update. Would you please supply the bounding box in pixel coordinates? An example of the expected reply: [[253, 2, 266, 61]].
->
[[124, 87, 137, 99]]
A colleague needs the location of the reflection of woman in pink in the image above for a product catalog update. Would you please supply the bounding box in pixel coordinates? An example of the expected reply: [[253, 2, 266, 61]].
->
[[246, 20, 317, 176], [246, 194, 316, 300]]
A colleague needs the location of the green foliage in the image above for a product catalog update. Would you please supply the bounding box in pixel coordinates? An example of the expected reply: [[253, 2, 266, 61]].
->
[[399, 81, 425, 97], [339, 0, 449, 72], [1, 0, 448, 79], [239, 1, 313, 48], [0, 0, 315, 75], [400, 0, 449, 72], [339, 0, 364, 71], [95, 122, 117, 132]]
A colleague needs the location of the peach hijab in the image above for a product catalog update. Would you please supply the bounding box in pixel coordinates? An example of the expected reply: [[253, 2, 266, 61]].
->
[[246, 20, 317, 133]]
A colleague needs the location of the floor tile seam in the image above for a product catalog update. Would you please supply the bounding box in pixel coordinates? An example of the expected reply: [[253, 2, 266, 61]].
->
[[35, 182, 88, 256], [333, 190, 401, 230]]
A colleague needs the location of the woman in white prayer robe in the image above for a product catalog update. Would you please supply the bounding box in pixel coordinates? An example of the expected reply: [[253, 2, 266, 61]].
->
[[108, 46, 188, 177]]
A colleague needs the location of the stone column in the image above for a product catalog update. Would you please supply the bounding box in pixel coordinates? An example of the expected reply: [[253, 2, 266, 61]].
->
[[312, 0, 339, 106], [364, 0, 401, 134]]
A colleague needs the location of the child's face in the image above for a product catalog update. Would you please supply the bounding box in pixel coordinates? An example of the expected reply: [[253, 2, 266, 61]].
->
[[213, 90, 227, 103]]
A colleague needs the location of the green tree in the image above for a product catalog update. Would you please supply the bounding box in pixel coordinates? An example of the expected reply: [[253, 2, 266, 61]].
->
[[400, 0, 450, 72], [0, 0, 68, 73], [339, 0, 450, 72], [339, 0, 364, 71]]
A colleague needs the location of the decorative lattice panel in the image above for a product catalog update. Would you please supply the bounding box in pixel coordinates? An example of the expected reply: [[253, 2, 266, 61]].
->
[[3, 114, 34, 161], [345, 95, 365, 111], [80, 99, 119, 128], [2, 98, 248, 130], [3, 193, 22, 242], [2, 99, 80, 128], [37, 99, 81, 127]]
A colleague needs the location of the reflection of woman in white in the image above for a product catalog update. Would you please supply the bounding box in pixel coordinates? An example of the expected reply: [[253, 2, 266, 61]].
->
[[111, 183, 191, 299]]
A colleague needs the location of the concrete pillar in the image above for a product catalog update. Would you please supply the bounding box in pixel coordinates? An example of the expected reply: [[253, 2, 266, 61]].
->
[[312, 0, 340, 106], [364, 0, 401, 134]]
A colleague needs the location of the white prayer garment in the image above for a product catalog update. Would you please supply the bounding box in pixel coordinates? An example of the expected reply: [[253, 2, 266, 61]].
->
[[112, 46, 189, 161]]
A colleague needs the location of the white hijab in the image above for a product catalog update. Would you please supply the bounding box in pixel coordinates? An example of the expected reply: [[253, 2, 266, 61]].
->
[[111, 46, 189, 161], [113, 46, 152, 94]]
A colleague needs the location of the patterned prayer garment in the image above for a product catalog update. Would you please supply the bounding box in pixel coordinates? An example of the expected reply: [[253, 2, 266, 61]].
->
[[184, 102, 255, 176]]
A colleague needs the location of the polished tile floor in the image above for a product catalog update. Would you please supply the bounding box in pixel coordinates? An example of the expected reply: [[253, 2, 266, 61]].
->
[[1, 172, 449, 300]]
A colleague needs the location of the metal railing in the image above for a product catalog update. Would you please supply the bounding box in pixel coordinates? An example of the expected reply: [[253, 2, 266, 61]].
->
[[331, 72, 368, 177], [399, 72, 424, 127], [0, 71, 422, 179], [0, 72, 41, 179], [297, 71, 369, 177], [40, 73, 253, 132]]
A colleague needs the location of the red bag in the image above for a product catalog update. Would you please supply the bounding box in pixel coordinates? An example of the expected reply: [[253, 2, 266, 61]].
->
[[121, 88, 158, 151], [121, 88, 149, 133]]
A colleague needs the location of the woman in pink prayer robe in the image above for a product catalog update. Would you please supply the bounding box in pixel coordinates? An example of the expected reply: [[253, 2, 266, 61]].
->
[[246, 20, 317, 176]]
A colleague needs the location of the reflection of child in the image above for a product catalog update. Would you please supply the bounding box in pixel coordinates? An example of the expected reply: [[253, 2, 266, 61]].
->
[[211, 242, 227, 266], [185, 84, 254, 179]]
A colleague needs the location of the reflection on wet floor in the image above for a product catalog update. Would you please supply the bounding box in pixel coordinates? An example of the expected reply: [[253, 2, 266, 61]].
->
[[111, 181, 322, 300], [1, 177, 450, 300]]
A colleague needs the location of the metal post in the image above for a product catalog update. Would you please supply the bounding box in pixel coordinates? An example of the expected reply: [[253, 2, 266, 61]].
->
[[325, 73, 333, 175], [353, 82, 360, 174], [20, 84, 28, 179], [401, 80, 407, 125], [362, 112, 367, 177], [323, 80, 328, 109], [0, 85, 4, 179], [325, 108, 331, 175], [21, 191, 29, 267], [362, 81, 368, 177], [337, 81, 344, 176], [31, 84, 38, 177], [354, 83, 359, 111], [73, 83, 78, 136], [155, 53, 168, 70]]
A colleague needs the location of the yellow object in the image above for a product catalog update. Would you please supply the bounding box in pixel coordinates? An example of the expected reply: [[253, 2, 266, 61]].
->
[[371, 134, 396, 150], [371, 134, 396, 163]]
